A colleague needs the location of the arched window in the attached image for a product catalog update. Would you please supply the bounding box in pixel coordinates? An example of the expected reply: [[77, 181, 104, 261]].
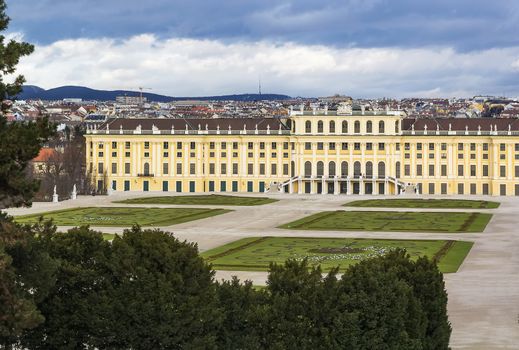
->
[[378, 162, 386, 178], [304, 161, 312, 177], [143, 162, 150, 175], [329, 120, 335, 133], [366, 161, 373, 177], [317, 161, 324, 176], [366, 121, 373, 133], [329, 161, 336, 177], [379, 121, 385, 134], [395, 120, 399, 134], [342, 120, 348, 133], [341, 161, 348, 177], [317, 120, 324, 133], [354, 120, 361, 134], [305, 120, 312, 133], [396, 161, 401, 178], [354, 161, 361, 177], [291, 161, 295, 177]]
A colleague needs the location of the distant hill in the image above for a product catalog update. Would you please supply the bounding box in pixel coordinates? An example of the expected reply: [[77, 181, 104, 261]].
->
[[17, 85, 291, 102]]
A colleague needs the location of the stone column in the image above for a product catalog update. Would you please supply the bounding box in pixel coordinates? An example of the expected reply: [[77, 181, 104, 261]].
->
[[347, 176, 352, 195], [334, 175, 339, 195], [359, 176, 364, 195], [298, 177, 303, 194], [310, 176, 316, 194], [321, 176, 326, 195]]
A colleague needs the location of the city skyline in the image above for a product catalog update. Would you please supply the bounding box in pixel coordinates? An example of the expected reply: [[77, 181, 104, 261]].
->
[[7, 0, 519, 97]]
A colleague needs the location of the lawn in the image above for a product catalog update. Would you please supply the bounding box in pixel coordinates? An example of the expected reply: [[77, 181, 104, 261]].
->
[[115, 194, 278, 206], [202, 237, 473, 273], [279, 211, 492, 233], [345, 198, 500, 209], [15, 207, 231, 227]]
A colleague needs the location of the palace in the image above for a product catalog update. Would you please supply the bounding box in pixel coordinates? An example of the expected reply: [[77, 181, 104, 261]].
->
[[85, 107, 519, 196]]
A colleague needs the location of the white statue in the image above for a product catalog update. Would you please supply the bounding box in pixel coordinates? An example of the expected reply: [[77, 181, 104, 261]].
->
[[52, 185, 59, 203], [71, 184, 77, 200]]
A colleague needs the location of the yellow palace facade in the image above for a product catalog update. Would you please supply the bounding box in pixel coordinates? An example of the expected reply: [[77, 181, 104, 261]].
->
[[85, 109, 519, 196]]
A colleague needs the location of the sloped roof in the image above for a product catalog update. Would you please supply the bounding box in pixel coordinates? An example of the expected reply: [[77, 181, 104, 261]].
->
[[402, 118, 519, 131]]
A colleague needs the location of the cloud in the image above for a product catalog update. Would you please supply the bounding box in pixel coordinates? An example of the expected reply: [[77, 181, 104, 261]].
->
[[16, 34, 519, 98], [8, 0, 519, 51]]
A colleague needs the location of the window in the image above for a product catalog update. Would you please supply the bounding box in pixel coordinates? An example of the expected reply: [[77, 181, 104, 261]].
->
[[429, 143, 435, 151], [317, 120, 324, 133], [458, 143, 463, 151], [366, 121, 373, 133], [163, 141, 169, 149], [366, 143, 373, 151], [177, 141, 182, 149], [248, 142, 254, 150], [111, 163, 117, 174], [441, 164, 447, 176], [378, 143, 385, 150], [441, 143, 447, 151], [416, 164, 422, 176], [305, 142, 312, 150], [470, 143, 475, 151], [378, 162, 385, 177], [341, 143, 348, 150], [209, 142, 215, 149], [233, 163, 238, 175], [271, 152, 277, 158], [271, 163, 277, 175], [98, 163, 104, 174], [163, 163, 169, 175], [483, 143, 488, 151], [259, 142, 265, 150], [163, 152, 169, 157], [209, 163, 215, 175], [317, 161, 324, 176], [470, 165, 476, 177], [470, 183, 477, 195], [304, 161, 312, 177], [125, 141, 130, 149], [283, 163, 289, 175], [112, 152, 117, 157], [221, 142, 227, 149], [500, 165, 506, 177], [124, 163, 130, 174], [317, 142, 324, 150], [176, 163, 182, 175], [417, 143, 422, 151], [458, 165, 464, 176], [98, 143, 104, 149], [395, 121, 399, 133], [429, 183, 435, 195], [341, 161, 348, 177], [342, 120, 348, 133], [404, 164, 410, 176], [143, 162, 150, 175], [272, 142, 277, 149], [515, 165, 519, 177], [305, 120, 312, 133], [248, 163, 253, 175], [458, 183, 464, 195], [112, 141, 117, 148], [500, 143, 506, 151], [354, 121, 361, 133], [283, 142, 289, 150], [329, 121, 335, 133], [144, 142, 150, 149], [378, 121, 385, 133], [259, 164, 265, 175], [98, 152, 104, 157], [144, 152, 149, 158], [233, 142, 238, 150], [354, 143, 361, 150], [441, 183, 447, 194], [329, 142, 336, 150], [515, 143, 519, 152], [429, 164, 435, 176], [190, 142, 196, 149], [483, 165, 488, 177], [329, 161, 336, 176], [189, 163, 196, 175]]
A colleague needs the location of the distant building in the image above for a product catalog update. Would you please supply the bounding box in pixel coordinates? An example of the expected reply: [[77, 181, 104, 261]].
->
[[116, 96, 147, 104]]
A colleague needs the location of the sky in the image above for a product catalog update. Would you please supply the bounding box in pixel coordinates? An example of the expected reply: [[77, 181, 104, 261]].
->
[[6, 0, 519, 98]]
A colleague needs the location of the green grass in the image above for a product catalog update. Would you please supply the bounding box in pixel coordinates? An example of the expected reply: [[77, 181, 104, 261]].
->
[[15, 207, 231, 227], [345, 199, 500, 209], [115, 194, 278, 206], [279, 211, 492, 233], [202, 237, 473, 273], [102, 233, 116, 241]]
